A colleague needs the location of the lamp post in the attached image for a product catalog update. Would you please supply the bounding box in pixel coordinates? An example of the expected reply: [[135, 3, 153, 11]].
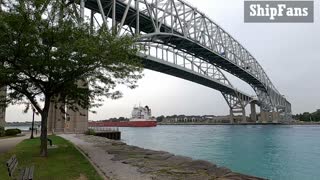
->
[[30, 108, 35, 139]]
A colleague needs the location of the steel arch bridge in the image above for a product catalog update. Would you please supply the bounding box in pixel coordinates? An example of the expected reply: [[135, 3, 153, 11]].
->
[[72, 0, 291, 121]]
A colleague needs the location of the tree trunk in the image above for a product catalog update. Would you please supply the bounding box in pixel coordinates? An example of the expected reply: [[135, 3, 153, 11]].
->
[[40, 96, 51, 157]]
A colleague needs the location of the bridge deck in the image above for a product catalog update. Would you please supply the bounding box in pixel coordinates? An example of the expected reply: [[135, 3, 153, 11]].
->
[[140, 54, 252, 99]]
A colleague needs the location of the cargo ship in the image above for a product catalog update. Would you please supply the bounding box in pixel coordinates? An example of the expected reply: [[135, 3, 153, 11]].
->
[[89, 105, 157, 127]]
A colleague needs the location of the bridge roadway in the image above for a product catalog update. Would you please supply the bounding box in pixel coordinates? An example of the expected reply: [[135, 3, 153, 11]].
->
[[139, 52, 252, 100]]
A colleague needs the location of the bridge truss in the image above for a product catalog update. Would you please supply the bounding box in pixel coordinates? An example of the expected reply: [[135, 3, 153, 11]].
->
[[72, 0, 291, 121]]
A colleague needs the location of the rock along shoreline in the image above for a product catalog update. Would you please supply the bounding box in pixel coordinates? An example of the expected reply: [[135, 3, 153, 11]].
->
[[62, 134, 266, 180]]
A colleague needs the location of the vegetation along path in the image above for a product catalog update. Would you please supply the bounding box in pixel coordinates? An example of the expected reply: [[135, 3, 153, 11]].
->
[[0, 135, 102, 180]]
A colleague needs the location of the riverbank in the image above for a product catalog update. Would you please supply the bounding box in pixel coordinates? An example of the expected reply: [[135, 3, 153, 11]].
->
[[62, 134, 265, 180], [159, 122, 281, 125], [158, 122, 320, 125]]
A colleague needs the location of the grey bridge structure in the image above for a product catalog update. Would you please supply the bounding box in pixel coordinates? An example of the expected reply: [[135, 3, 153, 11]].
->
[[0, 0, 292, 130], [80, 0, 291, 122]]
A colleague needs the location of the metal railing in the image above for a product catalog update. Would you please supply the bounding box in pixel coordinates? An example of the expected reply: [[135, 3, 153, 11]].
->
[[89, 126, 119, 132]]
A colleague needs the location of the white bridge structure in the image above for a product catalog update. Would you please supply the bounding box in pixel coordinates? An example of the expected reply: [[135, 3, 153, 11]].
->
[[0, 0, 291, 132]]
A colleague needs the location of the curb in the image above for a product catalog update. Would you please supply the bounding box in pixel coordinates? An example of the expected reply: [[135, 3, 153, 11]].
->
[[60, 135, 110, 180]]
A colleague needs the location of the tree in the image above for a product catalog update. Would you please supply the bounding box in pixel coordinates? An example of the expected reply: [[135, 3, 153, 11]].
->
[[0, 0, 143, 156], [300, 112, 311, 122], [156, 115, 165, 122]]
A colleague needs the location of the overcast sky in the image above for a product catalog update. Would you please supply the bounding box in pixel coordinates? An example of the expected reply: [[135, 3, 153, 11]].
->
[[5, 0, 320, 122]]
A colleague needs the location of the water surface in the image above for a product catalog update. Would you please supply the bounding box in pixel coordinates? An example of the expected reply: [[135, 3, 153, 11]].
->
[[5, 126, 31, 131], [119, 125, 320, 180]]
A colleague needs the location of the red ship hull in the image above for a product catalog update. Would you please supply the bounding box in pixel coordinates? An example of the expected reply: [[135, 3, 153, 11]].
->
[[89, 121, 157, 127]]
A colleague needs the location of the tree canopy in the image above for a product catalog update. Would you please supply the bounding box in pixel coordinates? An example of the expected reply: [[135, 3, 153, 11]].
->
[[0, 0, 143, 156], [294, 110, 320, 122]]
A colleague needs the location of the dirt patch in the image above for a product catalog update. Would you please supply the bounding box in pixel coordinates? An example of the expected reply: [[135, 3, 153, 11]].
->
[[76, 174, 88, 180]]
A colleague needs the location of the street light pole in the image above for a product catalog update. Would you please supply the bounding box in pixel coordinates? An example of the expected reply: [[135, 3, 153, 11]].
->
[[30, 108, 35, 139]]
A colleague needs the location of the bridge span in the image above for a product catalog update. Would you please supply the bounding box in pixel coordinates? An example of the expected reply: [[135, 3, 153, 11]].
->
[[0, 0, 292, 132], [82, 0, 291, 118]]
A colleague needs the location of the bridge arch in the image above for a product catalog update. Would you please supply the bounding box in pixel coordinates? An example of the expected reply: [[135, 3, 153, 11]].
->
[[80, 0, 291, 118]]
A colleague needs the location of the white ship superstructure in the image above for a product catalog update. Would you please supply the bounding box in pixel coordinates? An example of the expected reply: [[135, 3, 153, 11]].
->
[[89, 105, 157, 127], [130, 105, 155, 122]]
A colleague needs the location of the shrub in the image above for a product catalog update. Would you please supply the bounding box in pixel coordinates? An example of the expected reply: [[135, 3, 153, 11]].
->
[[0, 126, 5, 137], [5, 128, 21, 136], [84, 129, 96, 136]]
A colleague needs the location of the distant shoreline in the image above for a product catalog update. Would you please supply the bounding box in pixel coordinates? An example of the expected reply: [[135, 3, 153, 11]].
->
[[158, 122, 320, 126]]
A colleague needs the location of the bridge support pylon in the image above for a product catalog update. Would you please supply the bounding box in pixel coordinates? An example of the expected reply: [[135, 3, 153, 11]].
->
[[230, 107, 246, 124], [259, 110, 269, 123], [0, 86, 6, 127], [223, 93, 249, 124], [47, 81, 89, 134], [48, 98, 66, 133], [47, 102, 88, 134], [272, 111, 280, 123], [65, 105, 88, 133], [250, 102, 257, 122], [65, 80, 88, 133], [259, 110, 280, 123]]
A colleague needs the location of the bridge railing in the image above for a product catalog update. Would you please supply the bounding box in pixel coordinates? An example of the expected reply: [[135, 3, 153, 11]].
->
[[89, 126, 119, 132]]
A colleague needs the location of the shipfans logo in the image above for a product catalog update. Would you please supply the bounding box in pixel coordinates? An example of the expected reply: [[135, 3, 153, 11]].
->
[[244, 1, 314, 23]]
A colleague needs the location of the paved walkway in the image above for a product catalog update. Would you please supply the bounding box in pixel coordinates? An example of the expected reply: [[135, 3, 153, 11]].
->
[[0, 134, 30, 154], [60, 134, 153, 180]]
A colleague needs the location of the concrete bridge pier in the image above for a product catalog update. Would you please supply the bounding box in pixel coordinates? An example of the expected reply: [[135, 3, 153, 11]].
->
[[224, 93, 248, 124], [259, 110, 268, 123], [250, 103, 257, 122], [0, 86, 6, 127], [272, 111, 280, 123], [66, 80, 89, 133], [65, 106, 88, 133], [48, 99, 66, 133], [259, 110, 280, 123], [229, 109, 235, 124], [47, 102, 88, 134], [230, 108, 247, 124]]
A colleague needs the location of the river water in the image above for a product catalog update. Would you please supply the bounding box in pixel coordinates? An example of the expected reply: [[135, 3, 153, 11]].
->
[[119, 125, 320, 180], [5, 126, 36, 131]]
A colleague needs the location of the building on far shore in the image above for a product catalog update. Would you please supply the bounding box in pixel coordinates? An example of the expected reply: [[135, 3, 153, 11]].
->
[[161, 115, 249, 124]]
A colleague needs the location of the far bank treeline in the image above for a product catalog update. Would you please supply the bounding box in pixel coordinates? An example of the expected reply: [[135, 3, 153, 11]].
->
[[293, 110, 320, 122]]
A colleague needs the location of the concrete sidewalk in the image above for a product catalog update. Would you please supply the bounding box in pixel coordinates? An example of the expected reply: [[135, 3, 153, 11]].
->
[[60, 134, 153, 180], [0, 134, 30, 154]]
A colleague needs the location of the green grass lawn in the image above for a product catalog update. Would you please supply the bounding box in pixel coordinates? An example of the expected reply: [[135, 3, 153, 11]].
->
[[0, 135, 103, 180]]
